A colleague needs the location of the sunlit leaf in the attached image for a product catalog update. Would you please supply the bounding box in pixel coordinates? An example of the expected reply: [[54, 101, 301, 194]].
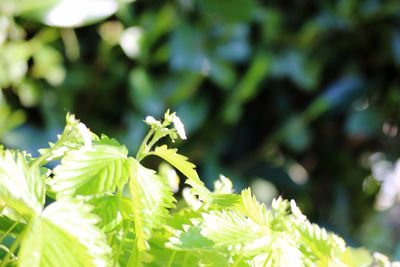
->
[[52, 136, 129, 198], [0, 149, 44, 218], [88, 194, 122, 232], [150, 145, 211, 201], [237, 188, 268, 225], [37, 113, 92, 165], [128, 158, 175, 251], [18, 200, 112, 267]]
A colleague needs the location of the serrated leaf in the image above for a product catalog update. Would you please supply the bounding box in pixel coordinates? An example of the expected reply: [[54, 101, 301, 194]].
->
[[164, 225, 231, 267], [150, 145, 211, 201], [237, 188, 268, 225], [52, 136, 129, 198], [0, 149, 44, 218], [128, 158, 176, 251], [295, 220, 346, 264], [167, 225, 215, 251], [37, 113, 95, 165], [209, 193, 241, 209], [18, 199, 112, 267], [151, 233, 223, 267], [168, 209, 270, 260], [200, 210, 265, 251], [88, 194, 122, 233], [259, 234, 304, 267]]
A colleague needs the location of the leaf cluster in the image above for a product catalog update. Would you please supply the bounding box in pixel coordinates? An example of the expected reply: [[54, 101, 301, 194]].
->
[[0, 111, 396, 266]]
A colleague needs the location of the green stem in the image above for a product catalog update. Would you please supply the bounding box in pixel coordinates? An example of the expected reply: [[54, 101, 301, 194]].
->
[[136, 128, 155, 161], [231, 254, 244, 267], [114, 221, 130, 262], [126, 241, 141, 267], [262, 251, 272, 267], [166, 251, 177, 267], [0, 229, 23, 267], [0, 222, 18, 244], [182, 252, 189, 266], [137, 128, 177, 162]]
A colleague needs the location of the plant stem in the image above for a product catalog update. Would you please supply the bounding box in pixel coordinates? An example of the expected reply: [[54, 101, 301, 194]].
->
[[231, 254, 244, 267], [0, 222, 18, 244], [182, 252, 189, 266], [166, 251, 176, 267], [0, 230, 23, 267], [136, 128, 155, 161]]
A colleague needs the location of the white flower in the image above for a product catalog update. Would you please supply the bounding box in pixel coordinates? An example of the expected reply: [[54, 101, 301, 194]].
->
[[145, 116, 156, 124], [145, 116, 162, 127], [172, 115, 187, 140]]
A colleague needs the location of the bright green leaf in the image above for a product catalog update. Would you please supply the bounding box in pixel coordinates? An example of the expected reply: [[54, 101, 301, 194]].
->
[[0, 149, 44, 218], [37, 113, 93, 165], [18, 199, 112, 267], [199, 210, 265, 252], [237, 188, 268, 225], [52, 136, 129, 198], [128, 158, 175, 251], [150, 145, 211, 201], [88, 194, 122, 233]]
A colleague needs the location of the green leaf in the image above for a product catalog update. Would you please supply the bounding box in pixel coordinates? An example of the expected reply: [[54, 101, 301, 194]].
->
[[88, 194, 122, 233], [18, 199, 112, 267], [128, 158, 176, 251], [237, 188, 268, 225], [341, 247, 373, 267], [169, 209, 267, 254], [295, 220, 346, 264], [0, 216, 24, 236], [209, 193, 241, 209], [199, 210, 265, 252], [150, 145, 211, 201], [37, 113, 94, 165], [253, 234, 303, 267], [198, 0, 255, 23], [0, 149, 44, 218], [152, 233, 226, 267], [163, 224, 231, 266], [52, 136, 129, 198], [167, 225, 215, 251]]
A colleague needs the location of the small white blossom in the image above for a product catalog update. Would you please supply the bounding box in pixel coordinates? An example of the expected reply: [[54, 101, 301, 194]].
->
[[145, 116, 157, 125], [172, 115, 187, 140], [145, 116, 162, 128]]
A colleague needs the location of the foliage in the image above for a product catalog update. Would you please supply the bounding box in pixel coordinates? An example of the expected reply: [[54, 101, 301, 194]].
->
[[0, 111, 397, 266], [1, 0, 400, 258]]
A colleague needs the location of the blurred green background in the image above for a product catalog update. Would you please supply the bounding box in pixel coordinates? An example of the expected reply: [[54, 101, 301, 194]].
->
[[1, 0, 400, 259]]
